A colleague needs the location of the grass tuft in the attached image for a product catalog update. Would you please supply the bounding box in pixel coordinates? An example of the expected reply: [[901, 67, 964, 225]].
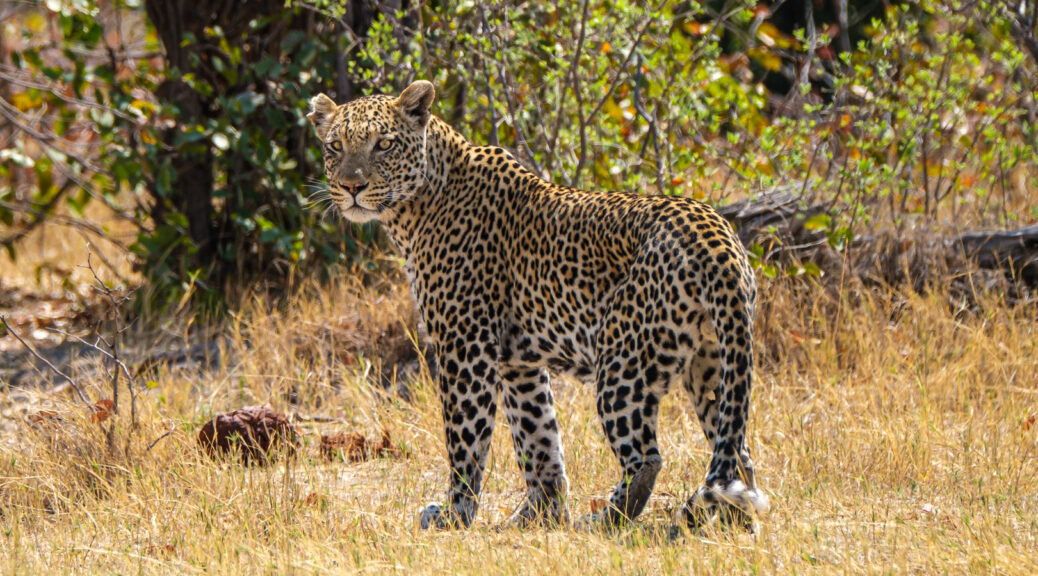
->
[[2, 252, 1037, 574]]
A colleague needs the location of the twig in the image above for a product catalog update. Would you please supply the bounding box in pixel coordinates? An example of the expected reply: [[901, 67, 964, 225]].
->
[[631, 54, 664, 192], [44, 327, 136, 392], [544, 77, 573, 186], [0, 98, 105, 172], [0, 97, 142, 228], [1005, 0, 1038, 64], [575, 4, 664, 178], [0, 200, 139, 251], [74, 233, 131, 286], [568, 0, 591, 186], [476, 8, 499, 147], [83, 252, 139, 429], [688, 0, 739, 66], [0, 69, 137, 121], [479, 4, 545, 176], [0, 315, 93, 408], [146, 422, 177, 452]]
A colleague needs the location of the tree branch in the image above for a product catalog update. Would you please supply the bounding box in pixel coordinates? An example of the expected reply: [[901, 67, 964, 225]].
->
[[0, 316, 93, 408]]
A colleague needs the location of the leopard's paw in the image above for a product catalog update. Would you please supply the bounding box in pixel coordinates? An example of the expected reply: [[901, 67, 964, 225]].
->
[[682, 480, 769, 532], [512, 497, 570, 529], [419, 503, 463, 530]]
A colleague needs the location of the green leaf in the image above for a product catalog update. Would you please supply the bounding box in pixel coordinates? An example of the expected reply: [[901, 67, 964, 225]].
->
[[67, 189, 90, 216], [803, 214, 832, 231]]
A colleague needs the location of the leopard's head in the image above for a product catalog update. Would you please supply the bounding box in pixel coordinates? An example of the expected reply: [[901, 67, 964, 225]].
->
[[307, 81, 435, 223]]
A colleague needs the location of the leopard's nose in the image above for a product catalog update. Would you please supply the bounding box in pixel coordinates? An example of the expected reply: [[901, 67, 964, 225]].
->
[[339, 179, 369, 197]]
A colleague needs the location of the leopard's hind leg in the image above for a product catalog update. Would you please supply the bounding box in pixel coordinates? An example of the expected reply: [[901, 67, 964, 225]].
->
[[680, 252, 769, 531], [582, 254, 695, 528]]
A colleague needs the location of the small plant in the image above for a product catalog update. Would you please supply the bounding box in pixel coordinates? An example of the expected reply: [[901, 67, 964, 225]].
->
[[1, 253, 142, 455]]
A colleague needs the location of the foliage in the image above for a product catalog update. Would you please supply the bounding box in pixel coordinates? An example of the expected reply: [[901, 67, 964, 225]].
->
[[1, 0, 1035, 307], [0, 1, 366, 310], [135, 3, 369, 310]]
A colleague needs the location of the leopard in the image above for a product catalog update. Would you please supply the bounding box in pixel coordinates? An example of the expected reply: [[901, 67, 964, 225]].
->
[[307, 80, 769, 531]]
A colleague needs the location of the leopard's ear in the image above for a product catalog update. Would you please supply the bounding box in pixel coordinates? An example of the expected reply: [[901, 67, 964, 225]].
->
[[307, 94, 338, 140], [395, 81, 435, 127]]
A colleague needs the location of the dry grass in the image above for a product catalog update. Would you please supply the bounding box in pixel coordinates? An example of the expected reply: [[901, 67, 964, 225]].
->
[[1, 242, 1037, 574], [0, 200, 138, 294]]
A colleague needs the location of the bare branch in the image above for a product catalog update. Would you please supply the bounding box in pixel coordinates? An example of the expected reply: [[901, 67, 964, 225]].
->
[[1005, 0, 1038, 63], [479, 4, 544, 176], [44, 326, 136, 396], [476, 8, 500, 147], [83, 252, 140, 428], [74, 233, 131, 286], [0, 96, 143, 228], [0, 200, 136, 254], [0, 315, 93, 408], [836, 0, 851, 54], [571, 3, 664, 185], [0, 67, 138, 122], [568, 0, 591, 186], [146, 422, 177, 452], [631, 54, 664, 192]]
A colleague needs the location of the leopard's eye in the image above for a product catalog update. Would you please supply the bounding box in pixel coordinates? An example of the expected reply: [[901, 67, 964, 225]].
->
[[376, 138, 395, 152], [327, 141, 343, 152]]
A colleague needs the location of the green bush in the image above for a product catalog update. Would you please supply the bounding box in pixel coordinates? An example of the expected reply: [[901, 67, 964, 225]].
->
[[1, 0, 1034, 309]]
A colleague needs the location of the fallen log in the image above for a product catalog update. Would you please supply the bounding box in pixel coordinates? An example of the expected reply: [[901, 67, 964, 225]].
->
[[954, 225, 1038, 287], [716, 189, 828, 247], [714, 189, 1038, 298]]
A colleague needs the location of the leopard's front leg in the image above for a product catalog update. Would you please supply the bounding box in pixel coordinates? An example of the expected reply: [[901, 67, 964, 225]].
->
[[420, 341, 499, 529], [499, 364, 569, 528]]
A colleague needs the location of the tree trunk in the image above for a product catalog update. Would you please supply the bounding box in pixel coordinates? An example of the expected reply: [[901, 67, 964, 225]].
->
[[151, 77, 214, 263], [143, 0, 237, 268]]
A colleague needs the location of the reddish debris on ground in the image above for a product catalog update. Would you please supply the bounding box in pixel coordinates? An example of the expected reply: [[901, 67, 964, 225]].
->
[[197, 405, 299, 465], [146, 544, 177, 557], [27, 400, 112, 427], [90, 399, 115, 423], [320, 429, 401, 463]]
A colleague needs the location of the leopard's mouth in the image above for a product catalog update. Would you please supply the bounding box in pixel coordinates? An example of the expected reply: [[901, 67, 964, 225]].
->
[[332, 192, 392, 223]]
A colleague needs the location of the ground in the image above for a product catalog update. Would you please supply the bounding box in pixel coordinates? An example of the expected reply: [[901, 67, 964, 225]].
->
[[1, 223, 1036, 575]]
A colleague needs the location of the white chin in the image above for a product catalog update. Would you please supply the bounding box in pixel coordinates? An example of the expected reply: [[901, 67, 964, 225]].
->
[[339, 206, 380, 223]]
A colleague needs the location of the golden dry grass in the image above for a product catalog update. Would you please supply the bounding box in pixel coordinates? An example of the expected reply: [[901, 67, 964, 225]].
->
[[0, 200, 139, 294], [1, 242, 1037, 574]]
